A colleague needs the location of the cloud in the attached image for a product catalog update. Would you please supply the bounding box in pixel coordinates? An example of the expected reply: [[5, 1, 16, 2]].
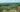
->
[[0, 0, 20, 3]]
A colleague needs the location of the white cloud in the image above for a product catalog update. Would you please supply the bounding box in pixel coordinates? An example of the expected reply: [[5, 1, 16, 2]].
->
[[0, 0, 20, 3]]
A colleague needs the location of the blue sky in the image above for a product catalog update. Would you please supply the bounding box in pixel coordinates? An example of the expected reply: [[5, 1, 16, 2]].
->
[[0, 0, 20, 3]]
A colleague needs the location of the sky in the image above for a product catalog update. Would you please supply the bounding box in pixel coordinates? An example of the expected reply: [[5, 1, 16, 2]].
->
[[0, 0, 20, 3]]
